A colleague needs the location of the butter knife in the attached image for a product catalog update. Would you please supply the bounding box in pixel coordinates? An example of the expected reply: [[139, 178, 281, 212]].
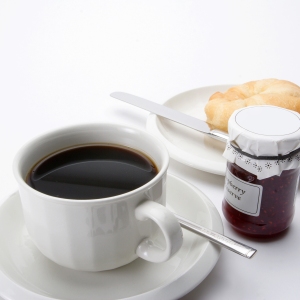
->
[[110, 92, 228, 142]]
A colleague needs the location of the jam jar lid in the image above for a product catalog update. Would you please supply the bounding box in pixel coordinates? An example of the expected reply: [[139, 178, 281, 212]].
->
[[223, 105, 300, 179]]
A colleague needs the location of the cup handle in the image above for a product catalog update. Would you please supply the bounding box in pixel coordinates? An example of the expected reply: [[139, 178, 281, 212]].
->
[[135, 200, 183, 263]]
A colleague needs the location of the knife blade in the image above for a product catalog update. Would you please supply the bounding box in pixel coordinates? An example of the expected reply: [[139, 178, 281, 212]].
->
[[110, 92, 228, 142]]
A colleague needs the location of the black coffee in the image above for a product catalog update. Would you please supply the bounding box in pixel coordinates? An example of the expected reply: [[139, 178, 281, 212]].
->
[[26, 145, 158, 200]]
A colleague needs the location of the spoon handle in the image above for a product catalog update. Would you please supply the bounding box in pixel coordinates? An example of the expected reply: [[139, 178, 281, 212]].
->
[[174, 214, 257, 259]]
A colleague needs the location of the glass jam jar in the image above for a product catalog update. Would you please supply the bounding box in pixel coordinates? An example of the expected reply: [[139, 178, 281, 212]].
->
[[222, 106, 300, 237]]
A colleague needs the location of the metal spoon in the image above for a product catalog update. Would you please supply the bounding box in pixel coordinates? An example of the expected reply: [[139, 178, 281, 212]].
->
[[175, 214, 257, 259]]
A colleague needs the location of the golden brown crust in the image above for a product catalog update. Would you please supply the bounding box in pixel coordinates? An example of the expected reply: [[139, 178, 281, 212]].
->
[[204, 79, 300, 132]]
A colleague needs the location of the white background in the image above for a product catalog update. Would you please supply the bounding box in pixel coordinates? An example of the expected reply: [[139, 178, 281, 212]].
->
[[1, 1, 300, 299]]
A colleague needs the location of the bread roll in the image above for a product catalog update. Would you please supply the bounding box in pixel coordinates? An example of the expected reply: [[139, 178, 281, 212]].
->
[[204, 79, 300, 132]]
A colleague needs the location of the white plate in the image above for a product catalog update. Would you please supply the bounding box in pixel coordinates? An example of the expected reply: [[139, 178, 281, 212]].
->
[[0, 174, 223, 300], [147, 85, 233, 175]]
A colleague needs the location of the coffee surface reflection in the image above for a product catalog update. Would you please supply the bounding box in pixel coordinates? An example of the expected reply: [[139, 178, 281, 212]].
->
[[26, 145, 158, 199]]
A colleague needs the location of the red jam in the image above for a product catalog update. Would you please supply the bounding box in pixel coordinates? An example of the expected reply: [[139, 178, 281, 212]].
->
[[223, 162, 300, 237]]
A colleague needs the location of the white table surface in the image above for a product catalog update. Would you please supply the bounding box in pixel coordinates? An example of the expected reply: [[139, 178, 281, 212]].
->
[[1, 1, 300, 299]]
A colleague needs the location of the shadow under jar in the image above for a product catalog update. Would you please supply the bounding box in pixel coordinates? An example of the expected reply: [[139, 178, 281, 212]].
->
[[222, 106, 300, 237]]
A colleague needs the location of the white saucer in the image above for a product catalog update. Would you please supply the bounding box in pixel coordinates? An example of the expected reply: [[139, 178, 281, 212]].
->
[[0, 174, 223, 300], [146, 85, 233, 175]]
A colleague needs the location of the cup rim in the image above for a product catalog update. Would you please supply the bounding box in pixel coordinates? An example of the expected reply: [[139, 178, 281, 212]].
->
[[13, 122, 169, 204]]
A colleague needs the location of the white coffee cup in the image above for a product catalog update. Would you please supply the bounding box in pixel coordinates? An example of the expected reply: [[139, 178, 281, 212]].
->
[[13, 123, 183, 271]]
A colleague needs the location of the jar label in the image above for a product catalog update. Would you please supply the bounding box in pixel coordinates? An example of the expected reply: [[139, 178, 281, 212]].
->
[[224, 168, 263, 216]]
